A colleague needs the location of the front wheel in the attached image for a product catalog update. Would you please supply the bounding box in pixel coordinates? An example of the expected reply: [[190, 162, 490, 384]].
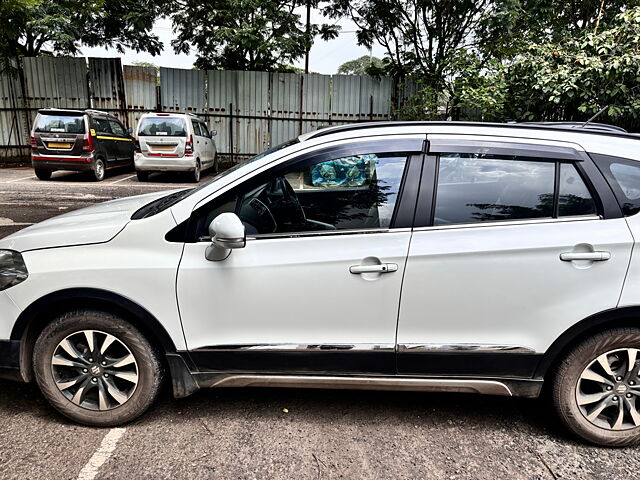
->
[[553, 327, 640, 446], [93, 158, 106, 182], [33, 311, 163, 426]]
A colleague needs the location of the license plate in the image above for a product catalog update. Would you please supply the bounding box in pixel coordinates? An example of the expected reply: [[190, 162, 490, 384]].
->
[[48, 142, 71, 149], [152, 145, 175, 152]]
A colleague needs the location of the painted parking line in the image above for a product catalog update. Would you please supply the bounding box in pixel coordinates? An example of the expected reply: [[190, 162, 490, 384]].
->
[[1, 175, 37, 184], [108, 174, 136, 185], [76, 428, 126, 480]]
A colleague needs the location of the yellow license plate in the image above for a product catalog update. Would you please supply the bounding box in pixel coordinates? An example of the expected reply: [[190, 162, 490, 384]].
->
[[152, 145, 175, 152], [48, 142, 71, 149]]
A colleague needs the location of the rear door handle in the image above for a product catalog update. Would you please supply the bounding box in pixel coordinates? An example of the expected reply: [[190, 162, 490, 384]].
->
[[350, 263, 398, 274], [560, 251, 610, 261]]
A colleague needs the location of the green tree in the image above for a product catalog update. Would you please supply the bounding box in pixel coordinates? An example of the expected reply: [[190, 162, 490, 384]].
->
[[0, 0, 167, 58], [337, 55, 383, 75], [503, 6, 640, 126], [170, 0, 339, 71]]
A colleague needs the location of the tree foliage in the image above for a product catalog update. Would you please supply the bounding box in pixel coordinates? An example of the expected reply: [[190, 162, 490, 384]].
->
[[337, 55, 383, 75], [0, 0, 167, 58], [170, 0, 339, 71]]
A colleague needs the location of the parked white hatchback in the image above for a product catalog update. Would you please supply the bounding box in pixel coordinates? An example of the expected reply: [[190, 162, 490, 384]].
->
[[3, 121, 640, 446], [134, 112, 217, 182]]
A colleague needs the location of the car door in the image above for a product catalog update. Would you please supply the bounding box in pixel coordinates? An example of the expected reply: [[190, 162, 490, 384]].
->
[[92, 118, 117, 163], [108, 119, 131, 163], [190, 120, 206, 163], [396, 135, 634, 378], [176, 136, 424, 374], [198, 122, 214, 166]]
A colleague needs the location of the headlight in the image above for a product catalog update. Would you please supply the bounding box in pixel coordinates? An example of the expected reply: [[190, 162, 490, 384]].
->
[[0, 250, 28, 291]]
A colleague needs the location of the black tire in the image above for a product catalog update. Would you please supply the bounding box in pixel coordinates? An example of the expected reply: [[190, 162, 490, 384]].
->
[[93, 158, 106, 182], [136, 170, 149, 182], [34, 168, 52, 180], [191, 160, 201, 183], [552, 327, 640, 446], [212, 153, 219, 174], [33, 310, 163, 427]]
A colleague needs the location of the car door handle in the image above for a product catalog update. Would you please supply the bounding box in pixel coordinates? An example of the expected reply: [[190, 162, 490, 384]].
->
[[560, 251, 611, 261], [349, 263, 398, 274]]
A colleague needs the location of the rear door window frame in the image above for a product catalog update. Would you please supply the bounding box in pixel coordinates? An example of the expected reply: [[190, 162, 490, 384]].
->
[[414, 136, 621, 228]]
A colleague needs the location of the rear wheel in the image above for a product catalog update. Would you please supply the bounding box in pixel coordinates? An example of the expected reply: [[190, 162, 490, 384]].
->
[[136, 170, 149, 182], [93, 158, 106, 182], [553, 327, 640, 446], [33, 311, 163, 426], [191, 160, 201, 183], [34, 168, 52, 180]]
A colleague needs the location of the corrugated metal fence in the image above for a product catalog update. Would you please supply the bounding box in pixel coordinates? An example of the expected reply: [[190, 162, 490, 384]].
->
[[0, 57, 412, 164]]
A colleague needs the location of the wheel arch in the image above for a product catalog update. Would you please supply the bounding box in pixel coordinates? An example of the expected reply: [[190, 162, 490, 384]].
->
[[536, 306, 640, 379], [11, 287, 178, 382]]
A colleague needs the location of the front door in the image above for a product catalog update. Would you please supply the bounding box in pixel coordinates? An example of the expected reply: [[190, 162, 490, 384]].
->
[[176, 136, 424, 374], [396, 136, 634, 378]]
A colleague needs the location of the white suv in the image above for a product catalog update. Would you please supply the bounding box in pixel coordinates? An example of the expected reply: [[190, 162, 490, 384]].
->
[[134, 112, 217, 182], [2, 121, 640, 446]]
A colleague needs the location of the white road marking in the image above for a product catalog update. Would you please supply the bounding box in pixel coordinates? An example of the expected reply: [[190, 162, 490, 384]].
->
[[2, 175, 36, 184], [108, 174, 136, 185], [0, 217, 33, 226], [77, 428, 126, 480]]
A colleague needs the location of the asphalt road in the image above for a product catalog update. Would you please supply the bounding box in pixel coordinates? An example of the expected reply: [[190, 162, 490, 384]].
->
[[1, 166, 639, 480]]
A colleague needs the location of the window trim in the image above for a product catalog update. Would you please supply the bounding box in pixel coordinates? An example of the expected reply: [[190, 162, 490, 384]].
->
[[414, 137, 619, 228], [184, 137, 425, 242]]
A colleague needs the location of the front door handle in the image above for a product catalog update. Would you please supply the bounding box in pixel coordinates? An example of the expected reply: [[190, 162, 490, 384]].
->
[[350, 263, 398, 274], [560, 251, 610, 261]]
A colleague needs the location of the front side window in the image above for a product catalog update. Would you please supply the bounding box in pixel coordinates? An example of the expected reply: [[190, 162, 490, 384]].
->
[[200, 151, 408, 236], [434, 154, 555, 225], [108, 120, 125, 136]]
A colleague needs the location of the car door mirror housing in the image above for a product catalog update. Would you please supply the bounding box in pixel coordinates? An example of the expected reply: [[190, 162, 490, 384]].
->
[[210, 129, 217, 137], [205, 212, 246, 261]]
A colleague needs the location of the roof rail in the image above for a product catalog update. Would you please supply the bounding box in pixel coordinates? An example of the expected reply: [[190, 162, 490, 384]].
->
[[518, 121, 627, 133], [301, 120, 638, 142]]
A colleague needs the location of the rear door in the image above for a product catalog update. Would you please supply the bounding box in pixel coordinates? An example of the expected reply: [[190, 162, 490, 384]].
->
[[33, 111, 86, 157], [92, 117, 117, 162], [396, 135, 633, 378], [138, 116, 187, 158], [198, 122, 214, 165], [108, 119, 132, 163]]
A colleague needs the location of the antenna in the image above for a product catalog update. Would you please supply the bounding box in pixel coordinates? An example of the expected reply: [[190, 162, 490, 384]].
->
[[581, 105, 609, 128]]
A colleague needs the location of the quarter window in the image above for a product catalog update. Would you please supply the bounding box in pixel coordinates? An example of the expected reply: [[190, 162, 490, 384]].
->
[[558, 163, 596, 217], [434, 154, 555, 225]]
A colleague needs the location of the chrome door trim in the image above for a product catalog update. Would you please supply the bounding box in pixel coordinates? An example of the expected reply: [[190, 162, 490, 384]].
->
[[194, 343, 396, 352], [413, 215, 601, 232], [202, 374, 512, 396], [397, 344, 538, 354]]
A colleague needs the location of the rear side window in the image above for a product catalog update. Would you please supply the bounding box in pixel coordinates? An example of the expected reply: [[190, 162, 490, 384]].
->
[[35, 114, 85, 134], [592, 154, 640, 216], [138, 117, 187, 136], [199, 122, 210, 137], [434, 154, 597, 225], [191, 121, 203, 137]]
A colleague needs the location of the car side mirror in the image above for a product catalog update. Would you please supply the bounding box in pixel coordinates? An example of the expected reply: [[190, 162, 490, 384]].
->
[[205, 212, 246, 261], [126, 127, 133, 135], [210, 129, 217, 137]]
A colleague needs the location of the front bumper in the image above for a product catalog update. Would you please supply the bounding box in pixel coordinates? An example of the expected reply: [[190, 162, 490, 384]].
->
[[0, 340, 22, 382], [32, 153, 95, 172], [135, 153, 197, 172]]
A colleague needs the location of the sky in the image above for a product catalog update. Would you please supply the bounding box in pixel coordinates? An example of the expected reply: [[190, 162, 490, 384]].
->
[[79, 11, 386, 74]]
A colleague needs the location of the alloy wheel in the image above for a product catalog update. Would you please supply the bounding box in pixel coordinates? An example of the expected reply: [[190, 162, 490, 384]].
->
[[50, 330, 139, 411], [576, 348, 640, 430]]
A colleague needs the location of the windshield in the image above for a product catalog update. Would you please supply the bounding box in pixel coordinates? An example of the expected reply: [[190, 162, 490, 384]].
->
[[138, 117, 187, 136], [34, 114, 85, 134], [131, 137, 301, 220]]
